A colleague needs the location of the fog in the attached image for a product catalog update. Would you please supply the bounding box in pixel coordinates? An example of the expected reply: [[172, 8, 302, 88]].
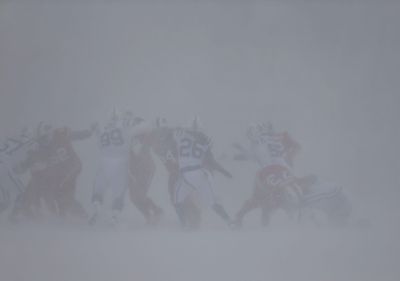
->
[[1, 1, 399, 281]]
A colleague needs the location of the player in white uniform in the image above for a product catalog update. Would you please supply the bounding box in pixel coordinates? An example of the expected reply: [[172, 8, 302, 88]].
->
[[297, 174, 352, 226], [90, 111, 150, 226], [233, 122, 301, 226], [173, 127, 234, 228], [0, 129, 35, 217], [138, 119, 202, 228]]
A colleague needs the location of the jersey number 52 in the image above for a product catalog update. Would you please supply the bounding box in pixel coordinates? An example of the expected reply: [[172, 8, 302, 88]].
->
[[179, 138, 205, 159]]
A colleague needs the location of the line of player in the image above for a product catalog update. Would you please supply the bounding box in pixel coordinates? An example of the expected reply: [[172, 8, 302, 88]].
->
[[0, 110, 352, 229]]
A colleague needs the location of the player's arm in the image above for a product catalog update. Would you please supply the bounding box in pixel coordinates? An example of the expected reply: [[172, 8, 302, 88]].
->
[[232, 142, 254, 161], [70, 123, 98, 141], [4, 136, 33, 156], [204, 149, 232, 179]]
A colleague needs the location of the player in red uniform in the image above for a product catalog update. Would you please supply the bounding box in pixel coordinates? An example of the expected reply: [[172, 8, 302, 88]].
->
[[124, 112, 163, 225], [233, 122, 302, 226], [13, 122, 94, 222]]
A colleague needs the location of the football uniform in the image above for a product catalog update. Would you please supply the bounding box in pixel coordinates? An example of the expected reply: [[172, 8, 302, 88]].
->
[[144, 127, 179, 202], [173, 129, 217, 206], [92, 119, 151, 219], [92, 121, 132, 212], [0, 134, 35, 214], [142, 127, 201, 228], [251, 132, 298, 190], [235, 129, 301, 226], [15, 127, 87, 220], [126, 123, 163, 224], [299, 177, 352, 226], [173, 128, 233, 227]]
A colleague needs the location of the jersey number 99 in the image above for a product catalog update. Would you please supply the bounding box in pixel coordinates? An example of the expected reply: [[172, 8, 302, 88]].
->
[[101, 129, 124, 147]]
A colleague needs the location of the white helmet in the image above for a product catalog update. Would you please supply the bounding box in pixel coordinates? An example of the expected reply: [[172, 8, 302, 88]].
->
[[258, 121, 274, 136]]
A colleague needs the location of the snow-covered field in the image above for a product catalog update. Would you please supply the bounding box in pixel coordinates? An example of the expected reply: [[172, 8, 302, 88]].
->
[[0, 154, 398, 281], [0, 219, 399, 281], [1, 1, 400, 280]]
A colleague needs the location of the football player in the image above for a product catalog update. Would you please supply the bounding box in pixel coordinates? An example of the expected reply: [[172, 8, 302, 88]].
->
[[90, 110, 152, 226], [172, 122, 234, 229], [13, 122, 94, 222], [124, 111, 163, 225], [233, 122, 302, 226], [0, 128, 35, 217]]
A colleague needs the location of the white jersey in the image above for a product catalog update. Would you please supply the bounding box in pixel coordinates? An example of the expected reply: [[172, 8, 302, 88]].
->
[[96, 119, 151, 159], [174, 129, 210, 170], [249, 140, 270, 169], [250, 134, 290, 170], [96, 121, 132, 159], [0, 135, 33, 205], [91, 119, 151, 221], [0, 135, 36, 170]]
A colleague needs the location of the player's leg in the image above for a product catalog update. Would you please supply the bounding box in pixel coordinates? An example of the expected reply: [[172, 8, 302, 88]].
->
[[129, 159, 162, 224], [187, 170, 233, 226], [0, 182, 10, 214], [168, 170, 179, 204], [129, 175, 152, 222], [235, 197, 261, 226], [89, 165, 108, 224], [109, 161, 130, 225], [0, 165, 27, 217], [18, 177, 42, 221], [260, 201, 276, 226], [0, 167, 12, 214], [168, 169, 200, 227], [7, 170, 41, 222], [8, 179, 28, 222], [235, 178, 266, 226], [42, 185, 59, 219], [58, 168, 87, 220], [182, 196, 202, 229], [173, 176, 193, 227], [138, 163, 163, 222]]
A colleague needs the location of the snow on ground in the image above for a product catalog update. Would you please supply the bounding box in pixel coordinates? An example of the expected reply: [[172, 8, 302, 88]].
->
[[0, 220, 399, 281]]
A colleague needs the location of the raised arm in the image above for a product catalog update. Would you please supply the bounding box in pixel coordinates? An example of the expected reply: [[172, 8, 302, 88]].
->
[[232, 142, 255, 162]]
